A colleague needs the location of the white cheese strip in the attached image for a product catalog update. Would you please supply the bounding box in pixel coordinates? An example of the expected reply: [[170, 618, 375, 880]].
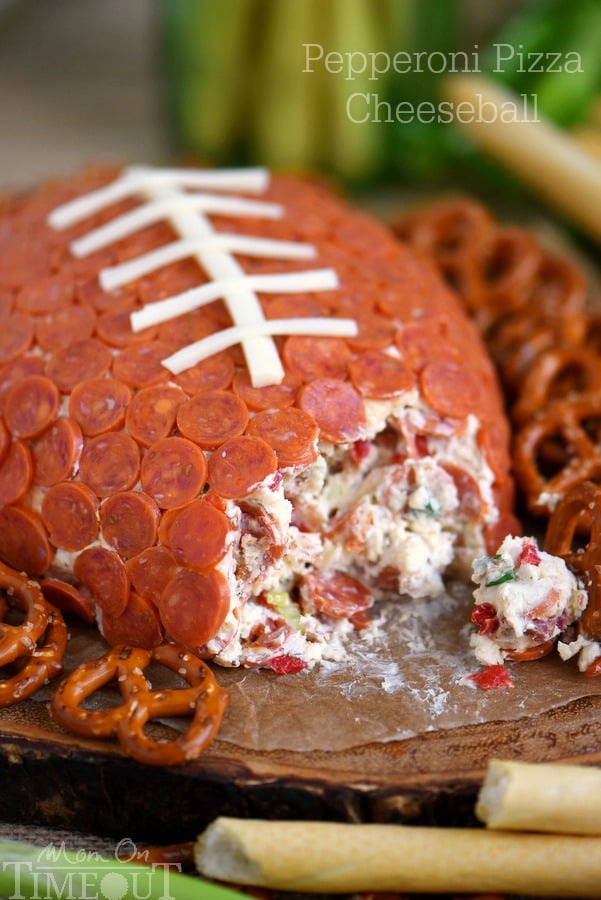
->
[[128, 164, 271, 193], [71, 194, 283, 256], [157, 188, 286, 386], [48, 170, 141, 229], [130, 268, 339, 331], [48, 165, 271, 229], [101, 235, 316, 290], [162, 316, 358, 374], [49, 165, 350, 386]]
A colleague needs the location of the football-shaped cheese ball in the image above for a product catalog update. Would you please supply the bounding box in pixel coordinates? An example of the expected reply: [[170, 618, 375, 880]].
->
[[0, 164, 516, 670]]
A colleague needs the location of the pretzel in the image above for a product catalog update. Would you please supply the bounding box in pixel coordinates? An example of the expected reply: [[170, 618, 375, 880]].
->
[[511, 345, 601, 427], [544, 481, 601, 644], [526, 253, 588, 322], [0, 608, 67, 705], [0, 560, 52, 666], [393, 197, 495, 266], [50, 643, 229, 766], [512, 393, 601, 516]]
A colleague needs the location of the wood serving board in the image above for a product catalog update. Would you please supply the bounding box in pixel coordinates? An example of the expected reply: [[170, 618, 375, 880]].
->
[[2, 689, 601, 843]]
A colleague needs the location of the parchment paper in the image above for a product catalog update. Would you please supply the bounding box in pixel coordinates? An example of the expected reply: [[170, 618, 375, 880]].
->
[[53, 582, 601, 754]]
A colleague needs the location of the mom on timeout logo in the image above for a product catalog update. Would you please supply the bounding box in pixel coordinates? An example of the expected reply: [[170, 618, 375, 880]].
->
[[1, 838, 181, 900]]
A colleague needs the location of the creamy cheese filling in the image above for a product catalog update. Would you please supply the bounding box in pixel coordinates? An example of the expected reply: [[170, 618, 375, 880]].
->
[[470, 535, 588, 667], [40, 377, 500, 671], [208, 395, 499, 668]]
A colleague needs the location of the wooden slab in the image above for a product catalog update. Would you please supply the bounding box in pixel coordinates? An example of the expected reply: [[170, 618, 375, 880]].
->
[[2, 691, 601, 843]]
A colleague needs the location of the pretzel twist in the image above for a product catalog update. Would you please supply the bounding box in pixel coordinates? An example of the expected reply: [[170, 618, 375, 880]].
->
[[512, 393, 601, 516], [511, 346, 601, 428], [0, 561, 52, 666], [544, 481, 601, 644], [50, 644, 229, 766], [0, 609, 67, 706]]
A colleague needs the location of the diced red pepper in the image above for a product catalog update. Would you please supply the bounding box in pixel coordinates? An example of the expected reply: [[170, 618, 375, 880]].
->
[[471, 602, 500, 635], [267, 654, 307, 675], [519, 540, 541, 567], [350, 440, 371, 465], [468, 664, 513, 690], [415, 434, 429, 457], [202, 490, 228, 513]]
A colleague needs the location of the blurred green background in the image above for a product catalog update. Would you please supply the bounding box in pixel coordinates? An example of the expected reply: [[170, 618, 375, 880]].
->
[[2, 0, 601, 197], [158, 0, 601, 191]]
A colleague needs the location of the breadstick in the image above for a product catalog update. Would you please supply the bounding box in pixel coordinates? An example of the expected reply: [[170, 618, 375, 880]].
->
[[477, 758, 601, 835], [442, 73, 601, 245], [195, 817, 601, 895]]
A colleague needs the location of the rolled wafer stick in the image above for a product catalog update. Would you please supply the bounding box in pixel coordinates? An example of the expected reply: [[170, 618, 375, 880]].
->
[[195, 816, 601, 895], [442, 73, 601, 245], [476, 758, 601, 835]]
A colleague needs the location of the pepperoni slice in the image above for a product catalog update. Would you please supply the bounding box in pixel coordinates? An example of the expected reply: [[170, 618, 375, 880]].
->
[[15, 273, 75, 314], [173, 351, 235, 395], [160, 500, 230, 572], [35, 305, 97, 352], [247, 408, 318, 468], [297, 378, 366, 444], [140, 436, 207, 509], [441, 462, 483, 521], [74, 546, 130, 617], [208, 435, 277, 499], [0, 419, 8, 467], [41, 481, 99, 552], [125, 545, 179, 607], [232, 370, 300, 411], [46, 338, 112, 392], [420, 360, 484, 419], [40, 578, 96, 624], [139, 257, 202, 301], [0, 289, 13, 317], [112, 340, 173, 389], [262, 294, 328, 319], [0, 504, 53, 576], [32, 417, 83, 486], [345, 311, 398, 352], [0, 355, 45, 414], [283, 336, 351, 382], [159, 568, 230, 646], [99, 591, 164, 650], [176, 391, 249, 450], [0, 234, 53, 289], [96, 308, 157, 348], [158, 307, 218, 348], [125, 384, 185, 448], [76, 277, 138, 313], [299, 570, 372, 619], [396, 317, 458, 371], [99, 491, 160, 559], [0, 441, 32, 505], [4, 375, 60, 439], [69, 378, 132, 436], [349, 350, 415, 399], [0, 312, 34, 363], [79, 432, 141, 497]]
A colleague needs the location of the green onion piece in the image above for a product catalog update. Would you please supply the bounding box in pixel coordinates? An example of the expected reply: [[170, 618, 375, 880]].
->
[[485, 571, 516, 587], [0, 838, 246, 900], [265, 591, 289, 608]]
